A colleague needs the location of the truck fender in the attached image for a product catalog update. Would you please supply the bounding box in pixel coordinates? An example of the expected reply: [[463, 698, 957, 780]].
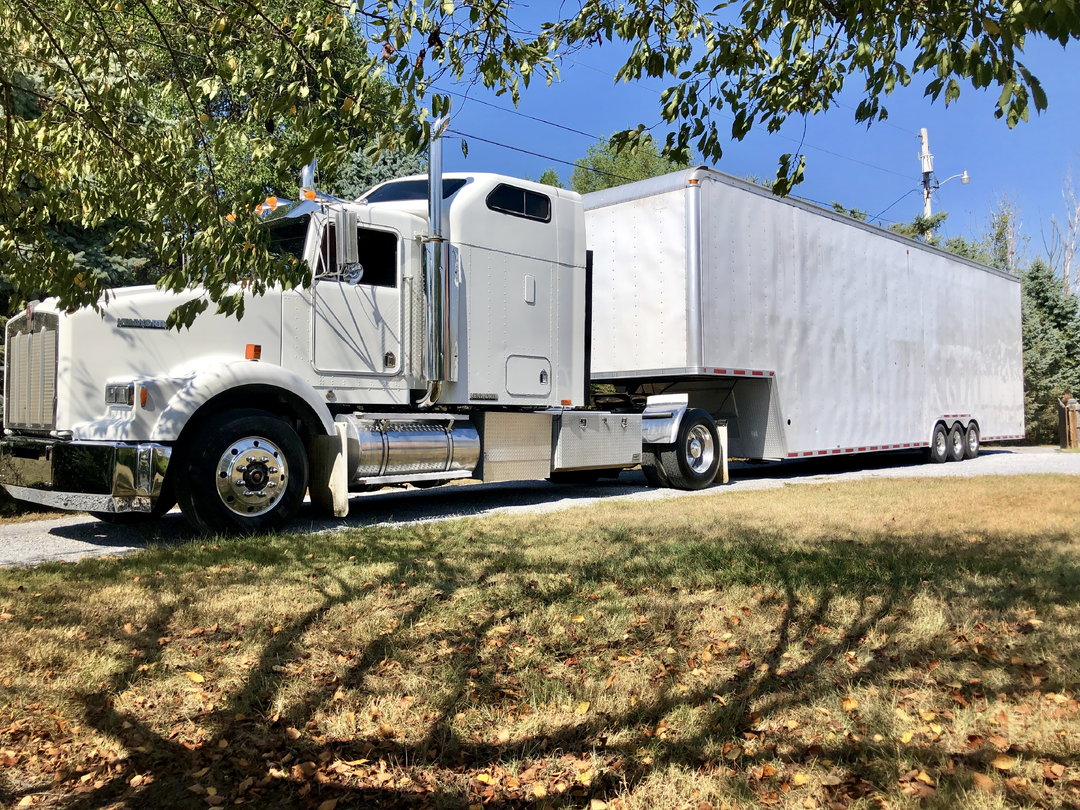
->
[[641, 394, 690, 445], [148, 360, 336, 442]]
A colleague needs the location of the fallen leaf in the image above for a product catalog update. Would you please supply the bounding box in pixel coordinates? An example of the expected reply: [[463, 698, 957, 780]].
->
[[841, 697, 858, 712], [185, 672, 205, 684], [475, 773, 494, 785], [317, 800, 338, 810], [792, 773, 810, 786], [971, 771, 994, 792], [991, 754, 1017, 771], [915, 771, 935, 786], [590, 800, 608, 810], [1043, 762, 1066, 780], [285, 727, 302, 740], [572, 615, 585, 623], [575, 701, 591, 715], [532, 783, 548, 798]]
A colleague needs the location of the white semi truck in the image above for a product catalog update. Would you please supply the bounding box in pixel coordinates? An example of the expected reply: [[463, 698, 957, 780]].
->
[[0, 133, 1023, 532]]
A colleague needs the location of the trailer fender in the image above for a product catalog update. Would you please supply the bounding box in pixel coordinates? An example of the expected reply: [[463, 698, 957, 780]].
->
[[641, 394, 691, 445], [148, 360, 336, 442]]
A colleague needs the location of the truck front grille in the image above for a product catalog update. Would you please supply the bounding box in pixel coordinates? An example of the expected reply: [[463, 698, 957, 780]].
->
[[5, 312, 59, 430]]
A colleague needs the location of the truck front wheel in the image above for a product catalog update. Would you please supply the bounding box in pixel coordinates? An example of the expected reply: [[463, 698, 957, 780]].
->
[[656, 409, 721, 490], [175, 409, 308, 534]]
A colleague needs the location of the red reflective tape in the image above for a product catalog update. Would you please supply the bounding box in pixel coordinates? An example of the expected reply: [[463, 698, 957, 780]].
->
[[802, 452, 814, 457], [831, 449, 841, 454], [752, 370, 764, 376], [713, 368, 724, 374], [817, 450, 828, 455], [769, 371, 775, 376], [788, 453, 799, 458], [734, 369, 747, 375], [857, 447, 867, 452]]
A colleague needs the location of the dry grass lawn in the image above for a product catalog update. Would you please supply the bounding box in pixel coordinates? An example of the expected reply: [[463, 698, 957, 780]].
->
[[1, 474, 1079, 809]]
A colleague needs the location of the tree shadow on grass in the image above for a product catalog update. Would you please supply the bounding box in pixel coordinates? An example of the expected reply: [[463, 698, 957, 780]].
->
[[5, 517, 1080, 809]]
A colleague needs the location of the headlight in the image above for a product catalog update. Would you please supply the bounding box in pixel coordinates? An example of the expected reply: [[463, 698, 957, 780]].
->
[[105, 383, 135, 406]]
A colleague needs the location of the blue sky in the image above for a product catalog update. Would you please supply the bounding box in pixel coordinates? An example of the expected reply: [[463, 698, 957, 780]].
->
[[435, 35, 1078, 258]]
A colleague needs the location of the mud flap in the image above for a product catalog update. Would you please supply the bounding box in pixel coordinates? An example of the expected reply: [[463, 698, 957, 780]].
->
[[309, 422, 349, 517]]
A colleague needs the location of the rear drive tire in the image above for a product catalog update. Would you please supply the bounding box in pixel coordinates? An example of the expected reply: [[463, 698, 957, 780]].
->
[[964, 423, 980, 460], [657, 409, 721, 490], [929, 423, 949, 464], [175, 409, 308, 534], [947, 424, 965, 462], [640, 446, 667, 488]]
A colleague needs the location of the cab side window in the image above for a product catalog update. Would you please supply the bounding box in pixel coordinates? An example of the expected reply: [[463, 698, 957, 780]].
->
[[316, 225, 398, 288], [486, 184, 552, 223]]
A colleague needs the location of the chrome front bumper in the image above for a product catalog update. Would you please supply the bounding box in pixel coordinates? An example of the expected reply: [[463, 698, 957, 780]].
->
[[0, 437, 171, 513]]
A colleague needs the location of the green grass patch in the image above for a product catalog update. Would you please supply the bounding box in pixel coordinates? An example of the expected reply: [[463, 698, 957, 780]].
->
[[1, 475, 1079, 809]]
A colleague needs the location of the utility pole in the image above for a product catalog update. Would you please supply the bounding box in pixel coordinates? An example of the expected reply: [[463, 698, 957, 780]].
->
[[919, 128, 934, 218]]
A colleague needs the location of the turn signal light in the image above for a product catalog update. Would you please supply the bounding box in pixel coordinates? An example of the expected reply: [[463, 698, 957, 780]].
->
[[245, 344, 262, 361]]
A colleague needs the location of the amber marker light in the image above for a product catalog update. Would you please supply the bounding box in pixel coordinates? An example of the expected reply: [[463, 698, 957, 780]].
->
[[303, 188, 317, 201], [139, 386, 149, 407], [245, 344, 262, 361]]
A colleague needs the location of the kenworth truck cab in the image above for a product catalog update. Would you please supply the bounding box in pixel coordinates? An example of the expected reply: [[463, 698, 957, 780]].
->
[[0, 135, 725, 532]]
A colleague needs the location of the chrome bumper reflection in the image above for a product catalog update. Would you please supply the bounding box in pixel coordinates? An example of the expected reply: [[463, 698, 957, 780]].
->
[[0, 437, 171, 513]]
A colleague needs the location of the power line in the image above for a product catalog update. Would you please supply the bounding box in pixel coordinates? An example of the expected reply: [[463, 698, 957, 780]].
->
[[561, 57, 915, 182], [445, 128, 633, 183], [870, 187, 920, 223], [447, 127, 904, 222], [441, 89, 602, 141]]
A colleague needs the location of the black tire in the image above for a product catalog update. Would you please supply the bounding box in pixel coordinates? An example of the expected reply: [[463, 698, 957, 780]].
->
[[928, 423, 949, 464], [656, 409, 721, 490], [947, 424, 965, 462], [641, 446, 668, 488], [174, 409, 308, 534], [964, 422, 980, 460]]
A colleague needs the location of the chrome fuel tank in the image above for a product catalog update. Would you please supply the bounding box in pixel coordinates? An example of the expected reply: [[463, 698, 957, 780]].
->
[[337, 413, 480, 482]]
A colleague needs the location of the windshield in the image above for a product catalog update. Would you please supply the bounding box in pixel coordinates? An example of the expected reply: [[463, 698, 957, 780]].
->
[[266, 215, 309, 259], [364, 178, 467, 203]]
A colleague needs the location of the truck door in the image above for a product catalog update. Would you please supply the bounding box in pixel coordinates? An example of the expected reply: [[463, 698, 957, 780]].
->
[[312, 224, 402, 376]]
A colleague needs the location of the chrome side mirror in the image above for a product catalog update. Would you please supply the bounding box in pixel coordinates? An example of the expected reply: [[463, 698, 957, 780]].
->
[[334, 208, 358, 267]]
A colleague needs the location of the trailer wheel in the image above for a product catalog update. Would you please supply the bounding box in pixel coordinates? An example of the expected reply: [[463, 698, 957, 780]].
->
[[964, 423, 980, 460], [929, 423, 949, 464], [175, 409, 308, 534], [657, 409, 721, 490], [947, 424, 965, 462]]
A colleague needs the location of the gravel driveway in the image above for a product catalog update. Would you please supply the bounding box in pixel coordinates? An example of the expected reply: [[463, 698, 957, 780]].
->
[[2, 447, 1077, 568]]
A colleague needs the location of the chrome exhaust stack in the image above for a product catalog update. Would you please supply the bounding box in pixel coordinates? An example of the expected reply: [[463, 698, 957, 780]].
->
[[418, 117, 453, 408]]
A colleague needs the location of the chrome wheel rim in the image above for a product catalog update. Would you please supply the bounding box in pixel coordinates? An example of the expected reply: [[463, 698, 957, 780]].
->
[[935, 431, 947, 457], [951, 431, 963, 457], [683, 425, 715, 475], [215, 436, 287, 517], [967, 430, 978, 454]]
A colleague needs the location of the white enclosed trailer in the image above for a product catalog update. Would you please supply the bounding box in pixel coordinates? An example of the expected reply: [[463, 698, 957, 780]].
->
[[584, 168, 1025, 462]]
